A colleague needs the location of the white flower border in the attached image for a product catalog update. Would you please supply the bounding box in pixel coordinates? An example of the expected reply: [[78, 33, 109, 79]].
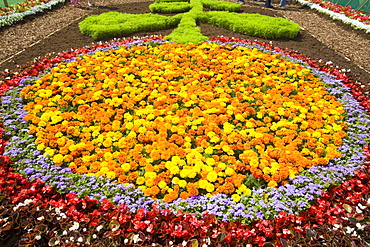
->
[[297, 0, 370, 33], [0, 0, 66, 27]]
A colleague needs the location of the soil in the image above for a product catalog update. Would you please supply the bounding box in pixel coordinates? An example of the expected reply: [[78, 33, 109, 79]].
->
[[0, 1, 369, 97]]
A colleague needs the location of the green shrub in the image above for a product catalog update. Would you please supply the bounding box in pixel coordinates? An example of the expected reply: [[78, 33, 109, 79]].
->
[[199, 11, 300, 39], [79, 0, 301, 42], [165, 26, 208, 43], [149, 2, 191, 13], [165, 10, 208, 43], [78, 12, 181, 40], [201, 0, 241, 12]]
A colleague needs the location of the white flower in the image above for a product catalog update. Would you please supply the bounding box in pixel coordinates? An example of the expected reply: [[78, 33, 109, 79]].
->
[[63, 230, 67, 235], [37, 216, 44, 221], [356, 223, 365, 230], [345, 226, 354, 234], [93, 234, 97, 239], [356, 207, 363, 213], [69, 222, 80, 231], [358, 203, 366, 210], [297, 0, 370, 33], [333, 224, 341, 230], [133, 234, 140, 244], [77, 237, 84, 242], [96, 225, 103, 232], [35, 235, 41, 240], [0, 0, 67, 27]]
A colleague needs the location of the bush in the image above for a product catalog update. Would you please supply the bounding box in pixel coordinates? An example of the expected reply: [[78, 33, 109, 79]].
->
[[199, 11, 300, 39], [78, 0, 300, 42], [201, 0, 241, 12], [149, 2, 191, 13], [78, 12, 181, 40]]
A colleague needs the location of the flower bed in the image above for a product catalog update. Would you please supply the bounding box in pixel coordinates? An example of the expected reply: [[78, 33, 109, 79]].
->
[[0, 0, 65, 27], [0, 36, 369, 246], [298, 0, 370, 32]]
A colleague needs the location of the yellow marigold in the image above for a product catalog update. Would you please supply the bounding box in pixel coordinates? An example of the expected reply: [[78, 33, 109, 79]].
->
[[136, 176, 145, 185], [205, 183, 215, 193], [52, 154, 64, 164], [206, 171, 218, 183], [178, 179, 187, 188]]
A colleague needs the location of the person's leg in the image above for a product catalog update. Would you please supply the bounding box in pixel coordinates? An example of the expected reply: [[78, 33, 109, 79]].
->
[[264, 0, 273, 7], [279, 0, 286, 7]]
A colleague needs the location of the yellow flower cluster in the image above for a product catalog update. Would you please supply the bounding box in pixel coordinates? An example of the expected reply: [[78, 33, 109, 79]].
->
[[20, 42, 346, 202]]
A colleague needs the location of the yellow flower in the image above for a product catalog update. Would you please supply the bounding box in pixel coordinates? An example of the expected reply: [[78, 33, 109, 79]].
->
[[37, 143, 45, 150], [204, 147, 213, 154], [104, 152, 113, 161], [106, 171, 116, 179], [267, 180, 278, 187], [99, 167, 109, 174], [199, 180, 209, 189], [231, 194, 241, 202], [206, 171, 218, 183], [52, 154, 64, 164], [121, 163, 131, 172], [103, 138, 112, 148], [172, 177, 180, 184], [206, 183, 214, 192], [205, 158, 215, 166], [178, 179, 187, 188], [170, 165, 180, 175], [136, 177, 145, 185], [145, 178, 154, 187], [145, 171, 157, 178], [225, 167, 234, 176], [158, 180, 167, 189]]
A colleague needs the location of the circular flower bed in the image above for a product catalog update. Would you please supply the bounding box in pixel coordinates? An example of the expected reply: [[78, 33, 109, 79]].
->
[[0, 36, 369, 246]]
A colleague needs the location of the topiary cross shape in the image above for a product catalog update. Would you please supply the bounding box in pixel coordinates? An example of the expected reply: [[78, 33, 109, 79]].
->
[[79, 0, 300, 43]]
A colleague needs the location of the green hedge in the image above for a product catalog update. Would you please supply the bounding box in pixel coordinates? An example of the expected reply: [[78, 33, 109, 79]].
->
[[78, 0, 300, 42], [149, 2, 191, 13], [201, 0, 241, 11], [164, 0, 208, 43], [199, 11, 300, 39], [79, 12, 181, 40]]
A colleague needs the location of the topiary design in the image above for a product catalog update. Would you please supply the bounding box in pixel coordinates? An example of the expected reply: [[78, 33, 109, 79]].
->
[[79, 0, 300, 43]]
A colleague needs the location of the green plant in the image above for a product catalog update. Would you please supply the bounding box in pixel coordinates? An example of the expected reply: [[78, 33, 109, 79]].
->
[[201, 0, 241, 12], [149, 2, 191, 13], [199, 11, 300, 39], [78, 12, 181, 40], [78, 0, 300, 42]]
